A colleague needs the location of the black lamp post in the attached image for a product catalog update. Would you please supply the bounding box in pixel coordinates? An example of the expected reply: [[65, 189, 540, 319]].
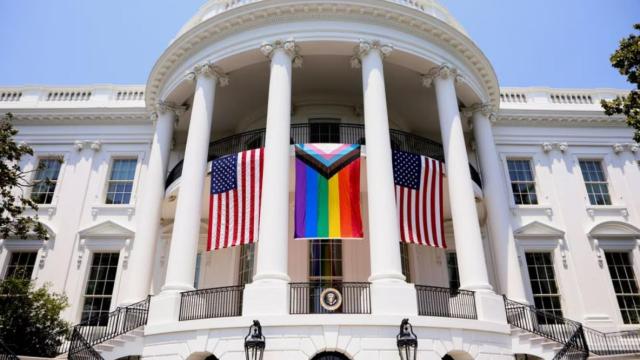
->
[[244, 320, 265, 360], [396, 318, 418, 360]]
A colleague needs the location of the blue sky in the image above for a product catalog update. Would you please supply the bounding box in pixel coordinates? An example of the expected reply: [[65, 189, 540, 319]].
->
[[0, 0, 637, 89]]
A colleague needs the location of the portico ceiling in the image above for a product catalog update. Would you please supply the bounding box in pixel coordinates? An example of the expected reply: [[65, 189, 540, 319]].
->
[[173, 54, 448, 146]]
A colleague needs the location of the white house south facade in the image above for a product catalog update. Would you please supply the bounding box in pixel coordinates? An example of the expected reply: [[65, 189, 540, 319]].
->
[[0, 1, 639, 359]]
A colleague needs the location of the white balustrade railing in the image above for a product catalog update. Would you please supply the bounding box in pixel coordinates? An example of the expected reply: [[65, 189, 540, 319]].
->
[[0, 85, 145, 108]]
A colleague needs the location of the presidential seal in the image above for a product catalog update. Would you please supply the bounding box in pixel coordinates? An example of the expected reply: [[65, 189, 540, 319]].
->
[[319, 287, 343, 311]]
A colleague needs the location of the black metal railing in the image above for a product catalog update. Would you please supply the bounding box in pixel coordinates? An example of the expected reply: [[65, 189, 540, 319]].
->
[[64, 296, 150, 358], [165, 124, 482, 188], [179, 285, 244, 321], [415, 285, 477, 319], [553, 327, 589, 360], [0, 338, 19, 360], [289, 282, 371, 314], [504, 297, 589, 358], [581, 327, 640, 356]]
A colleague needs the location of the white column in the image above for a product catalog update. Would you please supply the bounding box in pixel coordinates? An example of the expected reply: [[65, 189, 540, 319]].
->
[[243, 40, 301, 316], [469, 104, 528, 303], [353, 40, 417, 315], [122, 102, 183, 304], [424, 65, 493, 292], [148, 63, 228, 325], [425, 65, 507, 324]]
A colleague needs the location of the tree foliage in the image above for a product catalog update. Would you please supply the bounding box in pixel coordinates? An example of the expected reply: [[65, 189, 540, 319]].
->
[[0, 113, 48, 239], [0, 278, 70, 356], [601, 24, 640, 142]]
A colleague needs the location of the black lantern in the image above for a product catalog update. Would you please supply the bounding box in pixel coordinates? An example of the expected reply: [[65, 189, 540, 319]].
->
[[396, 318, 417, 360], [244, 320, 265, 360]]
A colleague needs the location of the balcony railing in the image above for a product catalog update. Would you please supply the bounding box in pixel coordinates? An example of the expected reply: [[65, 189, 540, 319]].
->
[[289, 282, 371, 314], [64, 296, 150, 357], [166, 123, 482, 188], [415, 285, 477, 319], [179, 285, 244, 321]]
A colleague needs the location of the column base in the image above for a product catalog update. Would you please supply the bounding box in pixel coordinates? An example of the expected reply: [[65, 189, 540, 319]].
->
[[475, 291, 507, 324], [147, 290, 182, 325], [243, 279, 289, 316], [370, 280, 418, 316]]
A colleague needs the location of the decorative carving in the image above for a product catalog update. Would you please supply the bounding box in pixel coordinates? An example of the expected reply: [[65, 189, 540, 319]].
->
[[73, 140, 85, 152], [77, 239, 86, 268], [154, 101, 187, 122], [558, 239, 568, 267], [261, 39, 304, 67], [463, 103, 496, 122], [421, 64, 461, 88], [188, 62, 229, 86], [612, 143, 624, 154], [39, 243, 48, 268], [621, 208, 629, 217], [123, 238, 132, 268], [90, 141, 102, 152], [541, 142, 569, 153], [593, 239, 603, 267], [350, 40, 393, 68], [630, 143, 639, 153]]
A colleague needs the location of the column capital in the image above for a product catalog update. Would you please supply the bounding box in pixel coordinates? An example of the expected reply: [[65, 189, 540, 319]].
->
[[185, 62, 229, 86], [350, 40, 393, 68], [421, 64, 461, 88], [462, 103, 497, 122], [260, 39, 303, 67]]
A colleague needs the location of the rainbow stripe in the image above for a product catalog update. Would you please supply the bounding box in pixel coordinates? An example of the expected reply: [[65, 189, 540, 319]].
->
[[294, 144, 363, 239]]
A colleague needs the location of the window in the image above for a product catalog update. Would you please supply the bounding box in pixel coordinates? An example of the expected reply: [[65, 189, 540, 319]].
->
[[400, 243, 411, 282], [238, 243, 256, 286], [507, 159, 538, 205], [81, 253, 119, 325], [31, 158, 62, 204], [579, 160, 611, 205], [309, 240, 343, 283], [446, 252, 460, 290], [4, 252, 37, 280], [309, 119, 341, 143], [604, 252, 640, 324], [525, 252, 563, 322], [105, 159, 137, 204]]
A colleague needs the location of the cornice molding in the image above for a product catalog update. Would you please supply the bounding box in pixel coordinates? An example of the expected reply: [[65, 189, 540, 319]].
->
[[8, 108, 150, 125], [495, 111, 627, 127], [145, 0, 500, 110]]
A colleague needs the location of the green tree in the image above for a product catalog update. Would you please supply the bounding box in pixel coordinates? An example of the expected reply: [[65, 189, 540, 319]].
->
[[601, 24, 640, 142], [0, 278, 70, 356], [0, 112, 48, 239]]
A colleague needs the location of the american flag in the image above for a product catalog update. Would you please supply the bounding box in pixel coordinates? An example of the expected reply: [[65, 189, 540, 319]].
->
[[208, 148, 264, 251], [392, 151, 446, 248]]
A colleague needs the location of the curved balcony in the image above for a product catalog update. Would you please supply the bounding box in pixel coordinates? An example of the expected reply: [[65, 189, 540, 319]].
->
[[165, 123, 482, 189]]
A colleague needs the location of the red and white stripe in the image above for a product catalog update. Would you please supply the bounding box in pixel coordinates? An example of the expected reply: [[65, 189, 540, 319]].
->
[[208, 148, 264, 250], [396, 157, 446, 248]]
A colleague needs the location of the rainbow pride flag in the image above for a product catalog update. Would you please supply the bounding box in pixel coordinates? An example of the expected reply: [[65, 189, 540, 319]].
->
[[294, 144, 363, 239]]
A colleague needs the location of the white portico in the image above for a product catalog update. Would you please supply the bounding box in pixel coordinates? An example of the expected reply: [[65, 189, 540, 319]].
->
[[2, 1, 639, 359]]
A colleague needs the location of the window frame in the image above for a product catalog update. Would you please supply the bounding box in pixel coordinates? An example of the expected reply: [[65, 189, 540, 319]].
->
[[505, 158, 539, 206], [516, 238, 565, 312], [0, 240, 46, 281], [308, 118, 342, 144], [30, 157, 64, 205], [74, 235, 129, 323], [80, 252, 121, 325], [103, 157, 139, 205], [596, 240, 640, 328], [445, 251, 460, 291], [499, 152, 545, 209], [577, 158, 613, 206], [22, 153, 68, 209], [523, 251, 564, 321], [308, 239, 343, 284]]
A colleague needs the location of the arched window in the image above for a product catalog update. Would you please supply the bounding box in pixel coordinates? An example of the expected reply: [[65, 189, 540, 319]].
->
[[311, 351, 350, 360]]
